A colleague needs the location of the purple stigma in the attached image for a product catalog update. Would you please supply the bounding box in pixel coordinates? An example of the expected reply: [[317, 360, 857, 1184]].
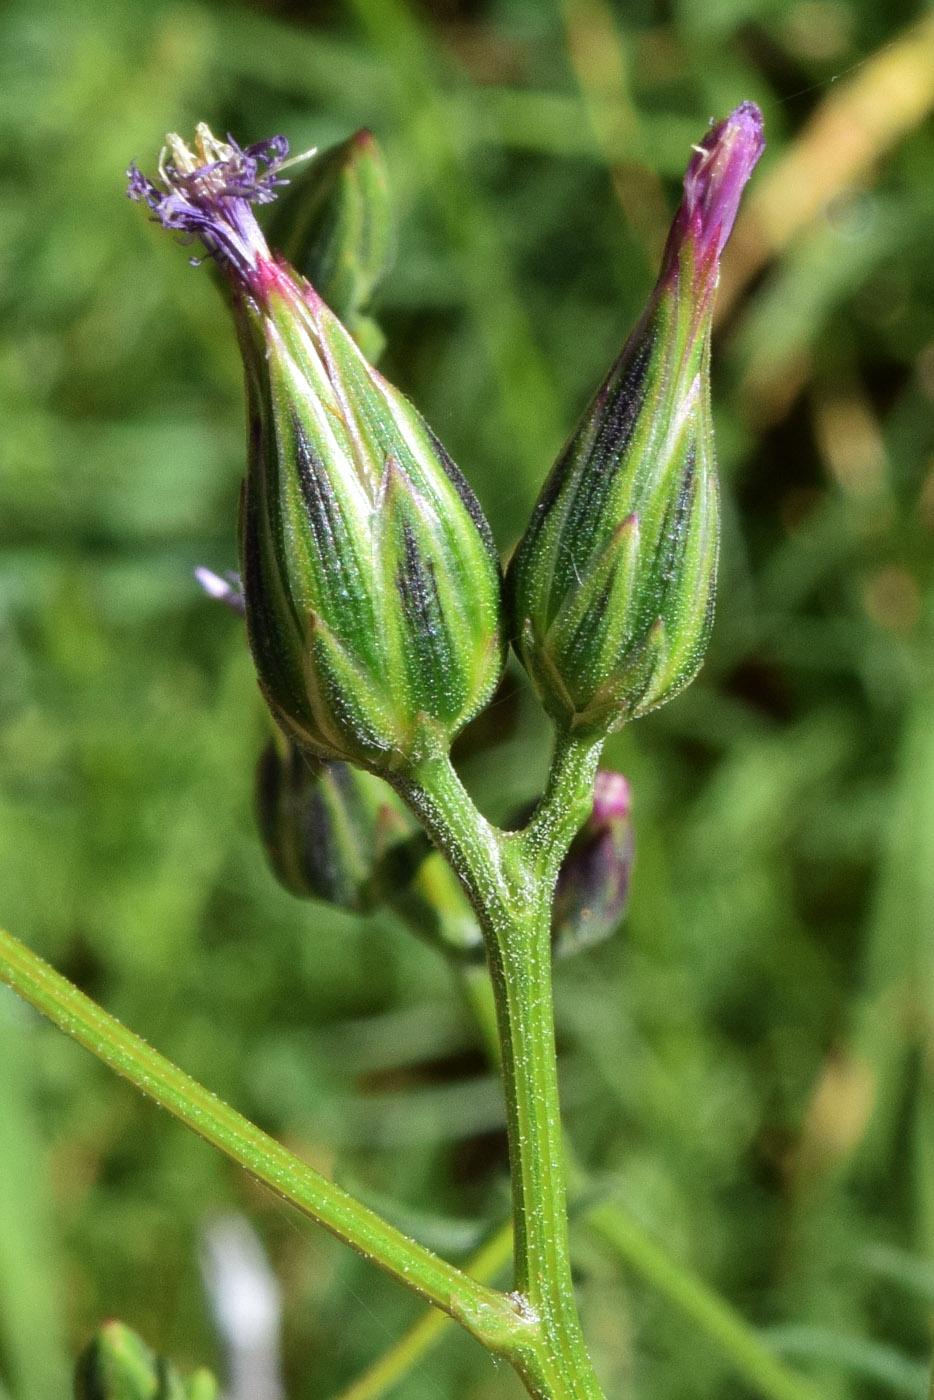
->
[[127, 126, 293, 280]]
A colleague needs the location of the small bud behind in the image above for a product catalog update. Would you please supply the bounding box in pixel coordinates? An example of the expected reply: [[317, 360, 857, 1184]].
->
[[255, 734, 416, 911], [268, 128, 392, 362], [254, 734, 483, 957], [552, 769, 633, 957], [73, 1321, 216, 1400], [383, 842, 485, 961]]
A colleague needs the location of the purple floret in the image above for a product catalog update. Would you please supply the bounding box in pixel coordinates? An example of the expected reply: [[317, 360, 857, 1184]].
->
[[127, 132, 291, 280], [662, 101, 765, 282], [683, 102, 765, 261]]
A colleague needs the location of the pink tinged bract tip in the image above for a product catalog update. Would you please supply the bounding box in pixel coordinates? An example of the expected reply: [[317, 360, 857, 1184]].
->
[[591, 769, 632, 826], [681, 101, 765, 265]]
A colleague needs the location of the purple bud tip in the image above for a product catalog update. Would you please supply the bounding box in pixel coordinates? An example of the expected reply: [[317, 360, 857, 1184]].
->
[[127, 124, 294, 281], [680, 102, 765, 266], [591, 769, 631, 826]]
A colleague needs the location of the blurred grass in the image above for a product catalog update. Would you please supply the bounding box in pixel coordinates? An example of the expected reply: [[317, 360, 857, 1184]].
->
[[2, 0, 934, 1397]]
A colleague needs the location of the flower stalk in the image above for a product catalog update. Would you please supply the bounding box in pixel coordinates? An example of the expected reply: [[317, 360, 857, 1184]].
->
[[392, 735, 604, 1397]]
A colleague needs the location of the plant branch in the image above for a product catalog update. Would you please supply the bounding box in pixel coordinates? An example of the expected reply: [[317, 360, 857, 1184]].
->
[[396, 734, 605, 1400], [0, 926, 524, 1354]]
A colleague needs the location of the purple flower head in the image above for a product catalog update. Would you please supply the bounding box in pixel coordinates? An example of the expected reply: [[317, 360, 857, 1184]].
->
[[127, 124, 297, 282], [663, 101, 765, 284]]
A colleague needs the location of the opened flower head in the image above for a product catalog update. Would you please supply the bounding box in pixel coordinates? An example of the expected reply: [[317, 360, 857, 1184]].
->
[[126, 124, 309, 283], [127, 122, 507, 771]]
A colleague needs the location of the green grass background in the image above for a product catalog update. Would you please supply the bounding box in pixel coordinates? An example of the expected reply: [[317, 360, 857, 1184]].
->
[[2, 0, 934, 1396]]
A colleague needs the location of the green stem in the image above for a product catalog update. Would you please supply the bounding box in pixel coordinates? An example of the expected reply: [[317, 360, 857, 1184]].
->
[[395, 734, 604, 1400], [344, 953, 825, 1400], [0, 926, 524, 1354]]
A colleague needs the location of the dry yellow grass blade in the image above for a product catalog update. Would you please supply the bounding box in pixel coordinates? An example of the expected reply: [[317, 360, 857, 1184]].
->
[[719, 11, 934, 318]]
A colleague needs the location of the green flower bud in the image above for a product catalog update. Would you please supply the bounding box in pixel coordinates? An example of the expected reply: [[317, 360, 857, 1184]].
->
[[129, 127, 505, 772], [255, 733, 483, 957], [240, 271, 506, 770], [268, 127, 392, 361], [255, 733, 417, 911], [73, 1322, 198, 1400], [552, 769, 633, 958], [507, 104, 764, 734]]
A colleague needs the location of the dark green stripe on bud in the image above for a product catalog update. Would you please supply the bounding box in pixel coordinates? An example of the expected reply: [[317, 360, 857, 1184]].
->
[[240, 266, 506, 771], [507, 104, 763, 735], [256, 733, 417, 911]]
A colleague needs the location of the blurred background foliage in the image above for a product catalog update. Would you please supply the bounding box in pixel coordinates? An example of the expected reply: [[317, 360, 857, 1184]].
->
[[2, 0, 934, 1397]]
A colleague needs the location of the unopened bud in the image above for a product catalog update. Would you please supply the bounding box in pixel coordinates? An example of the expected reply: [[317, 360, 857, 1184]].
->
[[73, 1321, 207, 1400], [255, 735, 416, 911], [552, 769, 633, 957], [507, 104, 764, 734], [383, 842, 484, 961]]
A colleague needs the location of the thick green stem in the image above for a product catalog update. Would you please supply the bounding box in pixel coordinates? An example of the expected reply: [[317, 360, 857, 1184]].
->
[[394, 734, 604, 1399]]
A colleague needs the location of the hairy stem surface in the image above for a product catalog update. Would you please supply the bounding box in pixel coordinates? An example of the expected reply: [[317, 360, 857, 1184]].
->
[[396, 735, 605, 1400]]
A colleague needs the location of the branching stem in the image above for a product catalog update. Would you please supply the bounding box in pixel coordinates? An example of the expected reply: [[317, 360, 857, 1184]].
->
[[395, 733, 605, 1399]]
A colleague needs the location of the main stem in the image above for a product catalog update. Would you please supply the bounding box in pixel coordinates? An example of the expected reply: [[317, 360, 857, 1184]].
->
[[396, 734, 605, 1399]]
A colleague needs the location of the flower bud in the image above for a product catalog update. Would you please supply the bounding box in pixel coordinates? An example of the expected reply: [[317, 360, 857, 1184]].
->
[[73, 1320, 210, 1400], [551, 769, 633, 957], [267, 127, 391, 361], [255, 733, 416, 911], [129, 127, 505, 771], [507, 104, 764, 734]]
